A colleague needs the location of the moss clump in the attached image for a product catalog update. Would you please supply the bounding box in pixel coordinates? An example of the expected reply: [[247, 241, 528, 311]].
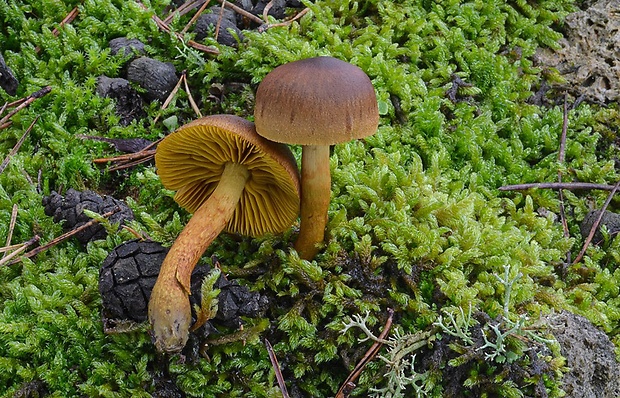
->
[[2, 0, 620, 396]]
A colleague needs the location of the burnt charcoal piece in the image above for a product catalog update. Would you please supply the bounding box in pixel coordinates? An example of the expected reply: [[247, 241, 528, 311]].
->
[[194, 12, 245, 47], [109, 37, 146, 58], [96, 76, 146, 125], [42, 188, 134, 244], [126, 57, 178, 103], [0, 53, 19, 96], [99, 240, 268, 329]]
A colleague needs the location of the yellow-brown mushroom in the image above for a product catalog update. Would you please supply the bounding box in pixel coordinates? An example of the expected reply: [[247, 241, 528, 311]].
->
[[148, 114, 300, 353], [254, 57, 379, 260]]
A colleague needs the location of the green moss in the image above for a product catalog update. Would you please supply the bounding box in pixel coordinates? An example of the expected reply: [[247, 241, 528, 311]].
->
[[4, 0, 620, 396]]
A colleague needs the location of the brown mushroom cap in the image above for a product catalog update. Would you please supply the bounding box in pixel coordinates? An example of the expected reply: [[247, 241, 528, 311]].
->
[[254, 56, 379, 146], [155, 114, 300, 237]]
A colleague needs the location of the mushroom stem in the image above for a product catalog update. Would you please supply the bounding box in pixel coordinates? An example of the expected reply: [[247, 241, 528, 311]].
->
[[148, 162, 250, 353], [294, 145, 331, 260]]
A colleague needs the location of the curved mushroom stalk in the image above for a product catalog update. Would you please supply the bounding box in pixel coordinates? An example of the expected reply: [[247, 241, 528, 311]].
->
[[148, 162, 249, 354]]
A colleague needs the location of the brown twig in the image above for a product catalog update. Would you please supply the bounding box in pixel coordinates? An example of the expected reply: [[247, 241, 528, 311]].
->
[[182, 73, 202, 117], [557, 95, 571, 268], [137, 0, 219, 55], [0, 116, 39, 174], [181, 0, 212, 34], [0, 87, 51, 127], [572, 179, 620, 266], [2, 204, 19, 260], [8, 207, 121, 265], [265, 339, 290, 398], [165, 0, 204, 23], [93, 149, 157, 165], [335, 308, 394, 398], [214, 0, 226, 42], [262, 0, 274, 23], [35, 6, 80, 53], [264, 7, 310, 30], [108, 152, 157, 171], [93, 69, 204, 171], [498, 182, 618, 192], [216, 0, 263, 25], [0, 236, 41, 267]]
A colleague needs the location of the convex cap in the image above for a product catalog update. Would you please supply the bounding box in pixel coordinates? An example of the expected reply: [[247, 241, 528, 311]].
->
[[254, 56, 379, 146], [155, 114, 300, 237]]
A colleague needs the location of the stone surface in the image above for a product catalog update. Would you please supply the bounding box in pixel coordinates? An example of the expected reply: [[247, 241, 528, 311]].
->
[[126, 57, 178, 103], [109, 37, 146, 58], [580, 210, 620, 244], [194, 11, 245, 47], [0, 52, 19, 95], [96, 75, 146, 125], [546, 311, 620, 398], [536, 0, 620, 103]]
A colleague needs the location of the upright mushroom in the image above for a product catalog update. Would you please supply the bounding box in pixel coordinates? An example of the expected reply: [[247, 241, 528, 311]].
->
[[149, 114, 300, 353], [254, 56, 379, 260]]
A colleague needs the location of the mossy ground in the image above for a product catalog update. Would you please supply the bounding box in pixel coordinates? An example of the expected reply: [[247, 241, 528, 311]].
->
[[1, 0, 620, 396]]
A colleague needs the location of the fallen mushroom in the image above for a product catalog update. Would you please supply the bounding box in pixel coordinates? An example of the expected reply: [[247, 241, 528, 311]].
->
[[254, 56, 379, 260], [148, 114, 300, 353]]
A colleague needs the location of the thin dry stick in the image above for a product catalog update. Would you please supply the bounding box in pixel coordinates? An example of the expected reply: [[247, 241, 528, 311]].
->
[[0, 242, 33, 253], [216, 0, 263, 24], [0, 87, 51, 127], [0, 116, 39, 174], [183, 73, 202, 117], [214, 0, 226, 41], [335, 309, 395, 398], [100, 70, 203, 171], [265, 339, 290, 398], [93, 149, 157, 165], [572, 179, 620, 266], [92, 71, 187, 169], [108, 152, 157, 171], [499, 182, 617, 192], [181, 0, 212, 34], [262, 0, 274, 22], [557, 95, 571, 266], [265, 8, 309, 30], [154, 70, 188, 124], [0, 236, 41, 267], [136, 1, 219, 55], [165, 0, 201, 23], [2, 204, 19, 260], [35, 6, 80, 53], [9, 208, 121, 265]]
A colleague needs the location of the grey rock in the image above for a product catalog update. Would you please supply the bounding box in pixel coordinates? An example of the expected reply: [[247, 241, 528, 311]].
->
[[96, 75, 146, 125], [580, 210, 620, 244], [546, 311, 620, 398], [109, 37, 146, 58], [536, 0, 620, 103], [0, 53, 19, 96], [195, 12, 245, 47], [126, 57, 178, 103]]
